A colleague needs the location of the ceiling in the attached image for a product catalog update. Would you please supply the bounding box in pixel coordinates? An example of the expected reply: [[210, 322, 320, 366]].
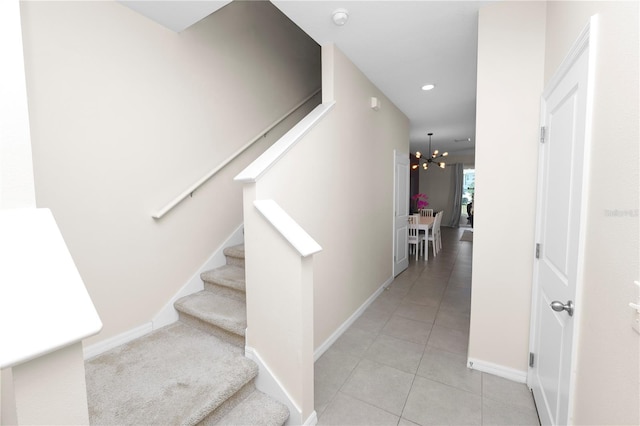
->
[[122, 0, 494, 156], [271, 1, 494, 157], [119, 1, 232, 32]]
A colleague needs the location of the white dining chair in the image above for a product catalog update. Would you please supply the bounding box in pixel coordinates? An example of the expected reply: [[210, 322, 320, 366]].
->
[[436, 211, 444, 253], [408, 214, 424, 260], [418, 209, 434, 241], [427, 211, 443, 257]]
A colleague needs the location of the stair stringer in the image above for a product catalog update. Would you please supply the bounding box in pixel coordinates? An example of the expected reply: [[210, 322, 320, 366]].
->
[[83, 224, 244, 359], [152, 223, 244, 330], [245, 346, 318, 426]]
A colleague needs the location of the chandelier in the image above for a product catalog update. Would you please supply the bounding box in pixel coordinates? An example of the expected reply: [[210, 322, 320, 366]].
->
[[412, 132, 448, 170]]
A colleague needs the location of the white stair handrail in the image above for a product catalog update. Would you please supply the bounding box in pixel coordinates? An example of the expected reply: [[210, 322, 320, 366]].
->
[[151, 88, 321, 219], [253, 199, 322, 257], [234, 101, 335, 184]]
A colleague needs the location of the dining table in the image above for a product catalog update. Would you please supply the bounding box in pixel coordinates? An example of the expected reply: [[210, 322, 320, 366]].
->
[[416, 215, 435, 233], [415, 215, 435, 260]]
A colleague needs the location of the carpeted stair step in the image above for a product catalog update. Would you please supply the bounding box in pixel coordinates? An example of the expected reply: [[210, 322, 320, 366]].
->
[[85, 322, 258, 425], [201, 264, 246, 301], [175, 291, 246, 347], [223, 244, 245, 268], [212, 389, 290, 426]]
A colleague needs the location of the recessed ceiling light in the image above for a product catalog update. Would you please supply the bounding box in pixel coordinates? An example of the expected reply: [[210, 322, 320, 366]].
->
[[421, 84, 435, 91]]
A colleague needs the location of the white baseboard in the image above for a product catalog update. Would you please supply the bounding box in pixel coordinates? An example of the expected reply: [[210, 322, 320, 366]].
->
[[152, 224, 245, 329], [313, 275, 394, 361], [84, 225, 244, 360], [302, 410, 318, 426], [245, 346, 309, 426], [83, 322, 152, 360], [244, 274, 394, 424], [467, 357, 528, 384]]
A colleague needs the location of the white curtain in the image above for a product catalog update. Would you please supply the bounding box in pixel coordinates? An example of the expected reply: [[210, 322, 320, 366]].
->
[[448, 163, 463, 227]]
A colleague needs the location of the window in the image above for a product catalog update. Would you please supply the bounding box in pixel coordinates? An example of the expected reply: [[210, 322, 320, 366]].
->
[[461, 168, 475, 226]]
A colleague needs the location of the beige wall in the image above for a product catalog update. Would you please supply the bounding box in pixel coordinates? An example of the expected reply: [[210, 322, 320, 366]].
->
[[20, 0, 321, 344], [469, 1, 547, 374], [544, 2, 639, 424], [255, 45, 410, 349], [472, 1, 639, 423]]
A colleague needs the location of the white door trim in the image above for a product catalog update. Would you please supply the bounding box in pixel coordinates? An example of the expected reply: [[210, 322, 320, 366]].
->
[[528, 15, 598, 425], [393, 150, 410, 277]]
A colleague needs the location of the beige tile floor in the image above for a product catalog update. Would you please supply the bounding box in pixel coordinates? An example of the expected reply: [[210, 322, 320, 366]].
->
[[314, 227, 541, 426]]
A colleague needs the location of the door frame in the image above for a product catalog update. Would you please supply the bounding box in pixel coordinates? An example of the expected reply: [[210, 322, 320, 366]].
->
[[527, 16, 597, 424], [393, 150, 410, 277]]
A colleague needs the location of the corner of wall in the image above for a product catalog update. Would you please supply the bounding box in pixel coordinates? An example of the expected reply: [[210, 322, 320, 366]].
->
[[321, 44, 335, 103], [470, 0, 546, 373], [313, 275, 392, 361], [1, 368, 18, 425]]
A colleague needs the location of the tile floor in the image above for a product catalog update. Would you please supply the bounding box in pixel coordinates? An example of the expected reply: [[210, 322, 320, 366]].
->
[[314, 227, 541, 426]]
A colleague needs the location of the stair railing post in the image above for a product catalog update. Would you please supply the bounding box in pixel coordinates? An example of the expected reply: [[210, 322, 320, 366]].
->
[[242, 195, 320, 425]]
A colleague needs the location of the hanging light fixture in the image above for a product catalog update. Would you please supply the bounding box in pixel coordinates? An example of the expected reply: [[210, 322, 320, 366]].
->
[[412, 132, 448, 170]]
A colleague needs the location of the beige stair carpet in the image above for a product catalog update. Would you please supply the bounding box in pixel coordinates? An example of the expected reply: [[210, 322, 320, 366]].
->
[[86, 244, 289, 425], [86, 322, 256, 425]]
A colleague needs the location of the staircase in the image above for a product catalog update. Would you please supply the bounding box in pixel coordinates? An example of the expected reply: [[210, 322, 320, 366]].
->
[[85, 245, 290, 425]]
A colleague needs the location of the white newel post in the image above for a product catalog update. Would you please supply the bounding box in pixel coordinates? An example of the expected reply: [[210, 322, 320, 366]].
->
[[240, 185, 320, 425], [10, 343, 90, 425], [0, 209, 102, 425]]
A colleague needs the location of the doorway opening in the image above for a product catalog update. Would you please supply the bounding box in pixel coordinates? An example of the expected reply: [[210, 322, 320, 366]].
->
[[461, 168, 475, 227]]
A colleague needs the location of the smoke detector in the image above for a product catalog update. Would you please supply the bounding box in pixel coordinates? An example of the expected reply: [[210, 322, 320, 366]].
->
[[332, 8, 349, 26]]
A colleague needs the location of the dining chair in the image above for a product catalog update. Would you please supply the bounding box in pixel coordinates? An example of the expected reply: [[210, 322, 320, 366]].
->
[[436, 211, 444, 252], [408, 214, 424, 260], [418, 209, 434, 241], [427, 211, 443, 257]]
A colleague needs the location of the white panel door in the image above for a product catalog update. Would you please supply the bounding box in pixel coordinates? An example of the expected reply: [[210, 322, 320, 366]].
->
[[393, 151, 409, 276], [529, 22, 594, 426]]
